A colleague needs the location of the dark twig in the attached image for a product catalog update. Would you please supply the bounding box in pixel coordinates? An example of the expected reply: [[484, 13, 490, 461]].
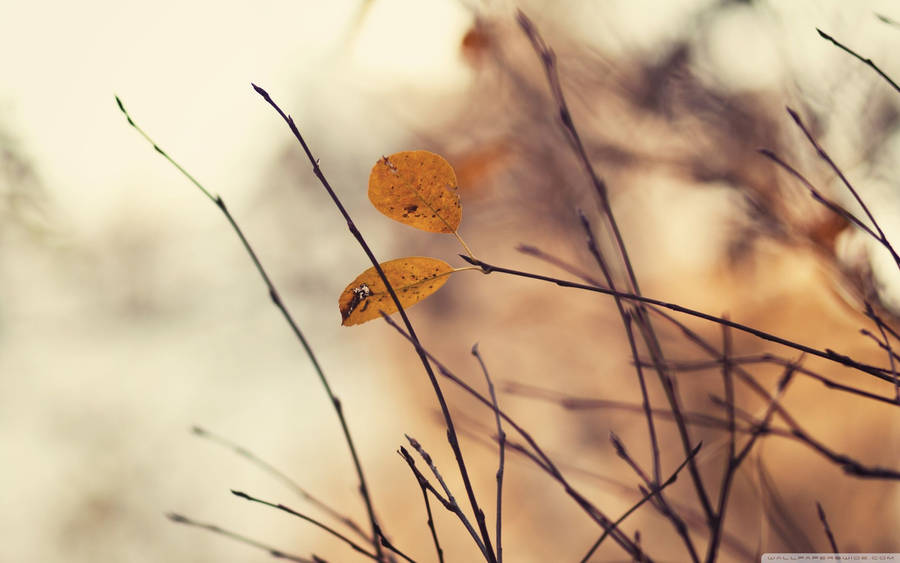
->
[[706, 363, 798, 562], [758, 148, 881, 243], [782, 106, 900, 271], [635, 354, 898, 407], [231, 490, 379, 561], [817, 29, 900, 94], [254, 84, 495, 563], [405, 435, 487, 556], [859, 328, 900, 365], [378, 529, 417, 563], [863, 302, 900, 401], [721, 321, 737, 466], [165, 513, 318, 563], [705, 321, 738, 563], [459, 253, 895, 384], [398, 447, 453, 510], [816, 501, 840, 553], [190, 426, 367, 541], [709, 388, 900, 480], [116, 97, 385, 559], [608, 430, 700, 563], [398, 448, 445, 563], [472, 344, 506, 563], [580, 441, 703, 563]]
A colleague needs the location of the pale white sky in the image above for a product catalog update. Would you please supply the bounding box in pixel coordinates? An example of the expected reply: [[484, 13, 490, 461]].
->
[[3, 1, 900, 561]]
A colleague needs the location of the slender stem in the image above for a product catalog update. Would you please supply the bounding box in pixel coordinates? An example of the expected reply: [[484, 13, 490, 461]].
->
[[399, 452, 444, 563], [816, 501, 840, 553], [472, 344, 506, 563], [817, 29, 900, 94], [782, 106, 900, 272], [115, 96, 386, 560], [232, 490, 379, 561], [377, 531, 417, 563], [405, 435, 487, 556], [459, 254, 895, 384], [705, 364, 797, 562], [454, 231, 478, 261], [634, 354, 897, 407], [863, 302, 900, 401], [166, 513, 317, 563], [251, 84, 495, 562]]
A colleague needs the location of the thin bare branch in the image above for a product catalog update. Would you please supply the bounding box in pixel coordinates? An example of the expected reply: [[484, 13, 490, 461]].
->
[[816, 501, 840, 553], [817, 28, 900, 94], [399, 448, 445, 563], [459, 253, 895, 384], [472, 343, 506, 563], [166, 513, 319, 563], [231, 490, 379, 561], [405, 436, 488, 557]]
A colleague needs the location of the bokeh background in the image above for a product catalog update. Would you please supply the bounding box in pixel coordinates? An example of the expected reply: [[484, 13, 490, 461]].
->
[[3, 1, 900, 561]]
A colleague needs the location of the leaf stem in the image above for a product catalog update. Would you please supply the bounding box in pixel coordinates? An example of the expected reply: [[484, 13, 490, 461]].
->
[[454, 230, 478, 261]]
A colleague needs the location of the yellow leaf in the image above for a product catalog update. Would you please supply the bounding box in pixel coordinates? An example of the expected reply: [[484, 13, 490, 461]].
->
[[368, 150, 461, 233], [339, 257, 455, 326]]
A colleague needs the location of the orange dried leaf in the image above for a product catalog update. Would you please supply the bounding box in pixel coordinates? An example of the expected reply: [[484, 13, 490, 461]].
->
[[339, 257, 454, 326], [368, 150, 461, 233]]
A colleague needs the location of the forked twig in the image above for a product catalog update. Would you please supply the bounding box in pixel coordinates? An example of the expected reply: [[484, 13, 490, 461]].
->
[[580, 441, 703, 562], [405, 435, 487, 556], [398, 447, 445, 563]]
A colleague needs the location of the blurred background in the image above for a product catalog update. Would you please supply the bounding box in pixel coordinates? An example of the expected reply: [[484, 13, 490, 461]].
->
[[2, 0, 900, 561]]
